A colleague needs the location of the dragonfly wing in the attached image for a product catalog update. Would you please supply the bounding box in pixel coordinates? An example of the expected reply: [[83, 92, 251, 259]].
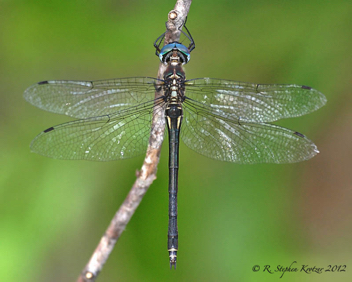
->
[[30, 99, 165, 161], [184, 78, 326, 123], [182, 99, 318, 164], [24, 77, 162, 118]]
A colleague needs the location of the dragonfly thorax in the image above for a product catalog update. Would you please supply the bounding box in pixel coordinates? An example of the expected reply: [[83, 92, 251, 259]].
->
[[163, 63, 186, 100], [163, 64, 185, 80]]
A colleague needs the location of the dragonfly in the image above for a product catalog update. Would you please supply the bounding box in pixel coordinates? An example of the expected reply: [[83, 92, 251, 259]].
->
[[24, 23, 326, 269]]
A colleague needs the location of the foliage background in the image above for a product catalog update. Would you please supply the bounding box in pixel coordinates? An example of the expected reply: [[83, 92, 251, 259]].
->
[[1, 0, 351, 281]]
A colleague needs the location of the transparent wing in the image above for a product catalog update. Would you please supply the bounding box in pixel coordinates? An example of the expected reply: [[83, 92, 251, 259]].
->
[[24, 77, 162, 118], [181, 98, 319, 164], [184, 78, 327, 123], [30, 98, 165, 161]]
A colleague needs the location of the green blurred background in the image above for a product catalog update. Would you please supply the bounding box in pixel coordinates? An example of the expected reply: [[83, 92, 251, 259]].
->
[[1, 0, 351, 281]]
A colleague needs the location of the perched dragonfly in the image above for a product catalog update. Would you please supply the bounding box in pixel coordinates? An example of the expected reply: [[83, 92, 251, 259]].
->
[[24, 23, 326, 269]]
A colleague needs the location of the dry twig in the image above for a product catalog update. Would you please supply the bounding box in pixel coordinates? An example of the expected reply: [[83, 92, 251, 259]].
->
[[77, 1, 192, 281]]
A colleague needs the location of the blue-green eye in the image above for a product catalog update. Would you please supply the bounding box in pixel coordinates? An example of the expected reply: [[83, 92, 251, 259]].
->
[[159, 44, 174, 58], [174, 43, 190, 58], [159, 43, 191, 64]]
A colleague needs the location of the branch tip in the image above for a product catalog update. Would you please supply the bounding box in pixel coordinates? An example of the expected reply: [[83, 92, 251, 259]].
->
[[169, 10, 178, 20], [85, 271, 94, 280]]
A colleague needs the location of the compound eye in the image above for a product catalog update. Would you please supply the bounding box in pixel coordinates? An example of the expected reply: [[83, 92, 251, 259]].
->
[[174, 43, 191, 63], [159, 44, 175, 62], [158, 43, 191, 64]]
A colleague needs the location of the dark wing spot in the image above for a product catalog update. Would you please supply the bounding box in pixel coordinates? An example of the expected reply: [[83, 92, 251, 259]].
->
[[294, 131, 305, 138], [38, 81, 49, 85], [301, 85, 312, 90], [44, 127, 54, 133]]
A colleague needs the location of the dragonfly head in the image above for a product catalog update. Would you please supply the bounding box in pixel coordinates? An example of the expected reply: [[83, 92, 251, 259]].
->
[[159, 43, 190, 65]]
